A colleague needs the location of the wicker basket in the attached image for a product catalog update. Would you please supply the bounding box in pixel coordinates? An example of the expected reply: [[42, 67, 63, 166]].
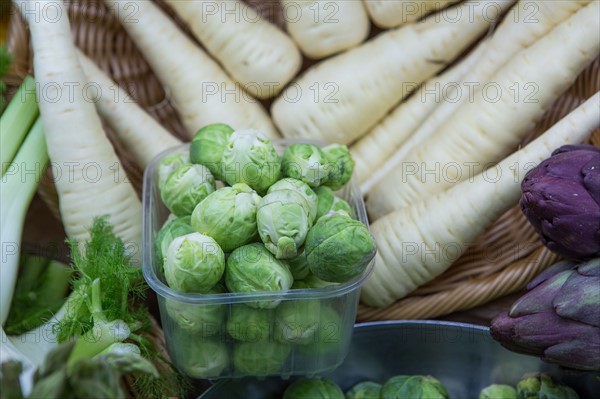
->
[[6, 0, 599, 327]]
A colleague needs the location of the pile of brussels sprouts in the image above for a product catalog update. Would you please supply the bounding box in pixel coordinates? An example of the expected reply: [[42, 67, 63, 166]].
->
[[281, 373, 581, 398], [153, 124, 376, 378], [282, 375, 449, 399]]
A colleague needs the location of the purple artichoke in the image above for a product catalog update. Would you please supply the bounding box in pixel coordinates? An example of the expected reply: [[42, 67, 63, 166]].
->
[[520, 144, 600, 260], [490, 258, 600, 371]]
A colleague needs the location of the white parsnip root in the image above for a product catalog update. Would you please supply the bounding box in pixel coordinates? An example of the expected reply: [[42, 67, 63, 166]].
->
[[351, 38, 488, 187], [164, 0, 301, 99], [77, 52, 181, 169], [361, 0, 590, 194], [361, 92, 600, 308], [13, 0, 142, 253], [364, 0, 461, 28], [283, 0, 370, 59], [105, 0, 278, 139], [367, 1, 600, 219], [272, 0, 515, 145]]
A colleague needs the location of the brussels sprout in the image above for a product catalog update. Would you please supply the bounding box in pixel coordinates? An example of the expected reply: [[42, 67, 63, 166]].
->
[[322, 144, 355, 191], [221, 129, 281, 194], [299, 306, 346, 356], [282, 143, 329, 187], [331, 196, 353, 216], [381, 375, 449, 399], [292, 273, 338, 289], [164, 233, 225, 293], [171, 330, 228, 379], [191, 183, 261, 252], [225, 243, 293, 309], [189, 123, 234, 180], [314, 186, 354, 220], [233, 341, 291, 376], [478, 384, 517, 399], [305, 212, 376, 283], [286, 249, 311, 280], [155, 215, 194, 266], [226, 304, 272, 342], [165, 283, 226, 336], [160, 163, 216, 216], [516, 374, 579, 399], [345, 381, 382, 399], [283, 377, 344, 399], [268, 178, 319, 224], [257, 190, 312, 259], [274, 300, 321, 345], [158, 150, 190, 190]]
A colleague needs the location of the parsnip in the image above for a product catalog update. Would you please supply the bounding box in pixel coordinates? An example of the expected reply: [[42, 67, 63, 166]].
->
[[163, 0, 301, 99], [362, 92, 600, 307], [351, 38, 488, 186], [77, 52, 181, 169], [13, 0, 142, 253], [367, 1, 600, 220], [364, 0, 461, 28], [283, 0, 370, 59], [272, 0, 514, 145], [105, 0, 278, 139], [364, 0, 591, 196]]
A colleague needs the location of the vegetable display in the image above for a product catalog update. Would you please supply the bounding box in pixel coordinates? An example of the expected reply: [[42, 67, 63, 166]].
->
[[490, 258, 600, 371], [520, 145, 600, 261], [3, 0, 600, 394]]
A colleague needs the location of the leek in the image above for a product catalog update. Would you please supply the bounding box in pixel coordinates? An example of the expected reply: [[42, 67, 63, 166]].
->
[[0, 117, 48, 326], [1, 76, 39, 175]]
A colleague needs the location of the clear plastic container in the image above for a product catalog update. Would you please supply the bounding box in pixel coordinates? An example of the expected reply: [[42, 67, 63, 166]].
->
[[142, 140, 376, 380]]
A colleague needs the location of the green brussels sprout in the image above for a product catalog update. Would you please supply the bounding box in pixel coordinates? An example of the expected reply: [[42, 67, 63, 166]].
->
[[322, 144, 355, 191], [257, 190, 312, 259], [305, 212, 376, 283], [282, 143, 329, 187], [479, 384, 517, 399], [283, 377, 344, 399], [155, 215, 194, 267], [164, 233, 225, 293], [331, 196, 353, 217], [225, 243, 293, 309], [221, 129, 281, 194], [191, 183, 261, 252], [381, 375, 449, 399], [268, 178, 319, 224], [226, 304, 272, 342], [291, 273, 338, 289], [299, 306, 346, 356], [516, 374, 579, 399], [165, 283, 226, 336], [314, 186, 354, 220], [189, 123, 234, 180], [233, 341, 291, 376], [345, 381, 382, 399], [286, 249, 311, 280], [171, 330, 229, 379], [274, 300, 321, 345], [158, 150, 190, 191], [160, 163, 216, 216]]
